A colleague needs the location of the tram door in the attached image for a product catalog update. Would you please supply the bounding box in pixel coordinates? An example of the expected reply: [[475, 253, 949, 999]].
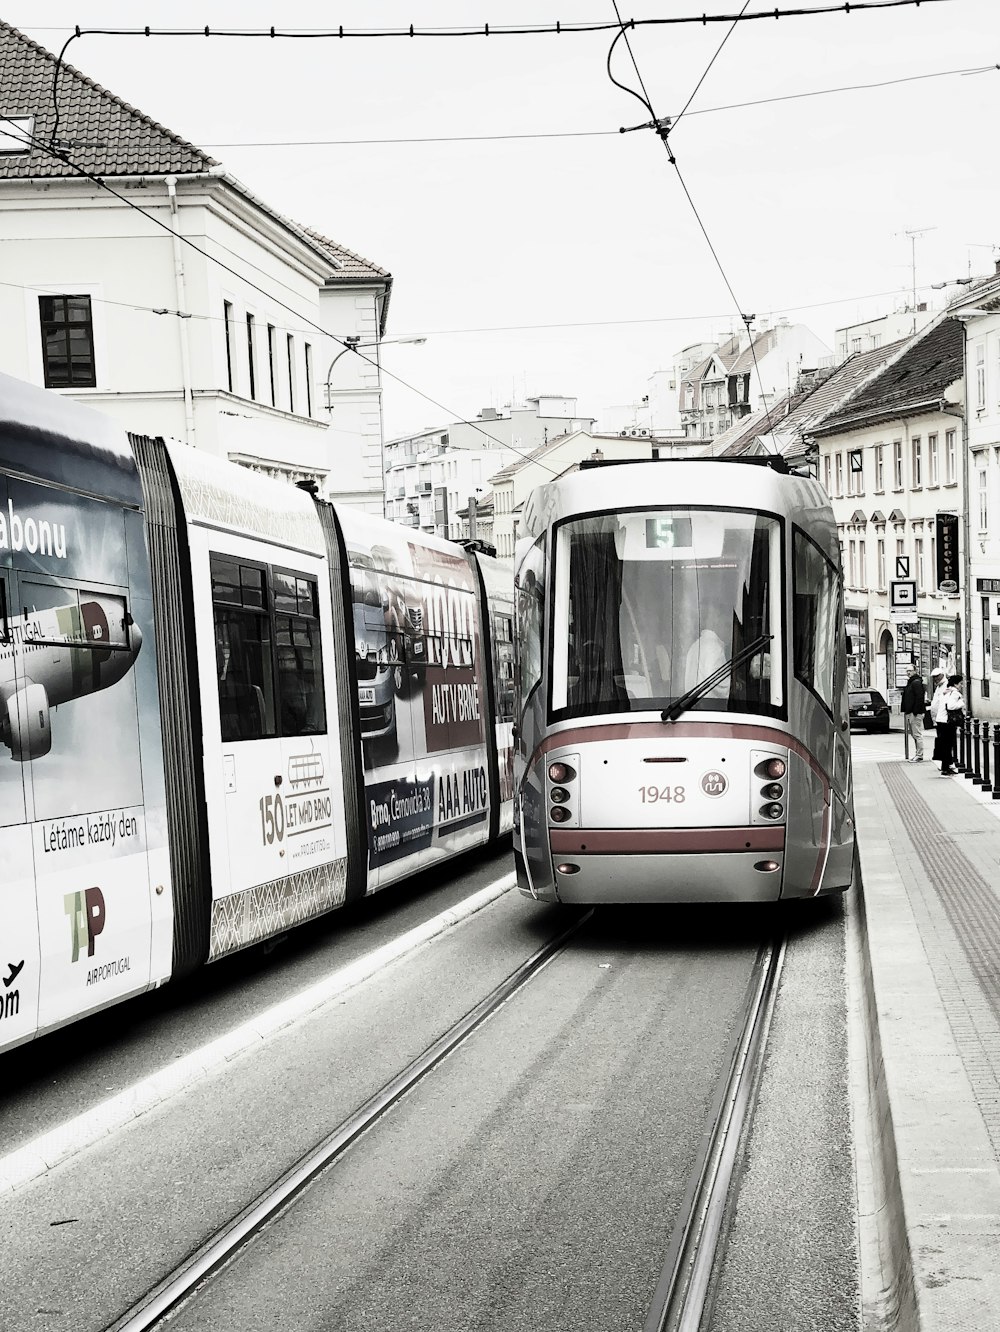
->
[[0, 566, 40, 1048]]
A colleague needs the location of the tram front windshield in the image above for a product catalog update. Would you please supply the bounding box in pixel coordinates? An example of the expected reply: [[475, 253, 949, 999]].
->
[[551, 507, 783, 720]]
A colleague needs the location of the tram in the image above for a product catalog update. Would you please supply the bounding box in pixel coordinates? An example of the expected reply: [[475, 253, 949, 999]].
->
[[0, 371, 513, 1055], [512, 457, 856, 903]]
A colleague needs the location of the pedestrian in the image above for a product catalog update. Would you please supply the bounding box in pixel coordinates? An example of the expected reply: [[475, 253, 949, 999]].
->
[[932, 669, 964, 774], [900, 664, 926, 761], [929, 668, 949, 770]]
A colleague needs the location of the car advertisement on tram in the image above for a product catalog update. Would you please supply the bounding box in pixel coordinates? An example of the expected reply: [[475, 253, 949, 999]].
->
[[0, 472, 170, 1052], [340, 510, 492, 884]]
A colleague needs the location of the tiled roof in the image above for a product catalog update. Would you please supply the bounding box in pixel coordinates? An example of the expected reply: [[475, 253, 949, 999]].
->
[[813, 317, 963, 435], [0, 21, 216, 177], [0, 22, 390, 286]]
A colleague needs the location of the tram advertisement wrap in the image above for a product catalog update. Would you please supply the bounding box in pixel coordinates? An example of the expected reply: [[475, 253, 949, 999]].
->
[[0, 475, 169, 1049], [368, 775, 435, 866], [345, 523, 487, 771]]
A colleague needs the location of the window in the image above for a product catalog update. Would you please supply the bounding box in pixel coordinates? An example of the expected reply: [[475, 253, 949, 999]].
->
[[979, 467, 989, 532], [823, 455, 832, 495], [851, 338, 862, 353], [793, 529, 840, 715], [945, 429, 956, 484], [928, 432, 939, 486], [267, 324, 277, 407], [848, 449, 864, 497], [212, 556, 273, 740], [875, 444, 885, 492], [223, 301, 234, 393], [550, 508, 783, 722], [859, 539, 866, 589], [492, 612, 515, 723], [911, 435, 922, 487], [915, 537, 924, 591], [848, 540, 857, 586], [515, 535, 545, 715], [835, 453, 844, 496], [211, 555, 326, 742], [272, 569, 326, 736], [246, 313, 257, 400], [893, 440, 903, 489], [877, 538, 886, 590], [976, 342, 986, 410], [304, 343, 313, 416], [16, 580, 132, 652], [286, 334, 295, 413], [38, 295, 96, 388]]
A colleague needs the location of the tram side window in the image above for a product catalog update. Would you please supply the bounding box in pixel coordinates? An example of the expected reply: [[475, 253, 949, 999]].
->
[[792, 530, 839, 714], [16, 579, 132, 650], [492, 611, 515, 722], [273, 570, 326, 737], [212, 556, 276, 741], [515, 536, 545, 711]]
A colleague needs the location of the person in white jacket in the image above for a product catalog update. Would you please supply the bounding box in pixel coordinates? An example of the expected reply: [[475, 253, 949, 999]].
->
[[932, 670, 964, 774]]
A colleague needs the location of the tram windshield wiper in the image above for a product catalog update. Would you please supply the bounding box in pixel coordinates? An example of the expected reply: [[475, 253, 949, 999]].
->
[[660, 633, 773, 724]]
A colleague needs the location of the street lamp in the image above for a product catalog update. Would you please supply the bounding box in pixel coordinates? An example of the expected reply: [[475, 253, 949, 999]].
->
[[324, 335, 426, 413]]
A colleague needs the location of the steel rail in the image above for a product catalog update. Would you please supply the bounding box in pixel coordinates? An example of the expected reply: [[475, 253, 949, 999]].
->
[[643, 934, 786, 1332], [104, 911, 592, 1332]]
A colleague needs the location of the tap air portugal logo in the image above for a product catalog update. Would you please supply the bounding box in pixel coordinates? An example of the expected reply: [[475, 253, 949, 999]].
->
[[0, 594, 142, 762]]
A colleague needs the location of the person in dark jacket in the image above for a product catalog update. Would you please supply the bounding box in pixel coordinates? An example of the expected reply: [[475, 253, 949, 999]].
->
[[900, 664, 926, 761]]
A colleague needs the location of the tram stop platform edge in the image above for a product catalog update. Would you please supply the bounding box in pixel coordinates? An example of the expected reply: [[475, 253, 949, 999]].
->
[[852, 731, 1000, 1331]]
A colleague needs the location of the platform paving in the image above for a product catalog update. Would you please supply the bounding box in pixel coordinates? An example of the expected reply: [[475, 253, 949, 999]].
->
[[853, 730, 1000, 1330]]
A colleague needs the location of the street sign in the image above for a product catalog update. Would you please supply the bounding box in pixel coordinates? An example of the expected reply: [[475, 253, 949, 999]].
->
[[895, 555, 910, 578], [890, 578, 917, 609]]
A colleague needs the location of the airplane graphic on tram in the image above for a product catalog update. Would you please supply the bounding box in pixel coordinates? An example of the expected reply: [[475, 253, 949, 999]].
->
[[0, 590, 142, 760]]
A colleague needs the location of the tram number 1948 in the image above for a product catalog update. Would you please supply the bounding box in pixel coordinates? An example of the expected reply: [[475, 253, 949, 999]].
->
[[640, 785, 686, 804]]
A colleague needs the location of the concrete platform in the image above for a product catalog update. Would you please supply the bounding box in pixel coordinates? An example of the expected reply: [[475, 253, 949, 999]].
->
[[853, 728, 1000, 1330]]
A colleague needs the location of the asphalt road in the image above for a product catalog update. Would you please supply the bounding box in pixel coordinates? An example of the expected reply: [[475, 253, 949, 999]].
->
[[2, 834, 863, 1332]]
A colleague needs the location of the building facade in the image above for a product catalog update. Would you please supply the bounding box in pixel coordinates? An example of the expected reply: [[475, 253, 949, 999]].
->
[[0, 21, 391, 512]]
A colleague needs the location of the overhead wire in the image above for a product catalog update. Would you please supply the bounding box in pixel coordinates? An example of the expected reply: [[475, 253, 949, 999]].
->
[[607, 0, 777, 438], [191, 63, 999, 149]]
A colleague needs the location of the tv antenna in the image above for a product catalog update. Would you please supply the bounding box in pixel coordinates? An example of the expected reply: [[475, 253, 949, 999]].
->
[[895, 226, 936, 331]]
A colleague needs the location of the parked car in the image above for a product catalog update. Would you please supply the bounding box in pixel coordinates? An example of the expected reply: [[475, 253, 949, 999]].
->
[[849, 688, 891, 733]]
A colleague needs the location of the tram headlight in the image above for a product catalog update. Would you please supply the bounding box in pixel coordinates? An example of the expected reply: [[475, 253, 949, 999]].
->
[[763, 758, 786, 780], [550, 786, 570, 804], [548, 761, 576, 784], [550, 806, 571, 823], [761, 782, 783, 800], [760, 802, 784, 820]]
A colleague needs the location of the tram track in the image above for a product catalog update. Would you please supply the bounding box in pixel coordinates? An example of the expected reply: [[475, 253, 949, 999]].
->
[[102, 922, 786, 1332], [644, 936, 786, 1332], [104, 910, 594, 1332]]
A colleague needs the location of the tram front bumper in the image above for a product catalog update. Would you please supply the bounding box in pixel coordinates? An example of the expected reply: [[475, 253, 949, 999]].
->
[[549, 849, 784, 903], [544, 826, 786, 903]]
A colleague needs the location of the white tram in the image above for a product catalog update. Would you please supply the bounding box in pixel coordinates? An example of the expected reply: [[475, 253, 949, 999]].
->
[[512, 458, 856, 903], [0, 371, 514, 1055]]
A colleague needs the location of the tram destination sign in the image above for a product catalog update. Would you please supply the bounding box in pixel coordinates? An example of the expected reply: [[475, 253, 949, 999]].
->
[[935, 512, 960, 593]]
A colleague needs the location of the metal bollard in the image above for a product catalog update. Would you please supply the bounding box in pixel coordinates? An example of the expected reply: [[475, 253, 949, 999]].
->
[[972, 719, 984, 785], [956, 717, 967, 772], [963, 718, 976, 778], [993, 724, 1000, 800], [981, 719, 992, 793]]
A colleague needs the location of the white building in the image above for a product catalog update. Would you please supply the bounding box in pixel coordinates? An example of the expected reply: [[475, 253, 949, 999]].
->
[[954, 271, 1000, 719], [835, 306, 937, 363], [809, 315, 966, 698], [0, 21, 391, 512], [383, 397, 595, 541]]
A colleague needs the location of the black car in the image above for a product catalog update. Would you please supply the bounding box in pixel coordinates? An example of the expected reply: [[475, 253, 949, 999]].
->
[[849, 689, 891, 733]]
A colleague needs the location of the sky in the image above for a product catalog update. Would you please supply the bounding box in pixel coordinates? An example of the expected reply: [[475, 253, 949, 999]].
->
[[16, 0, 1000, 437]]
